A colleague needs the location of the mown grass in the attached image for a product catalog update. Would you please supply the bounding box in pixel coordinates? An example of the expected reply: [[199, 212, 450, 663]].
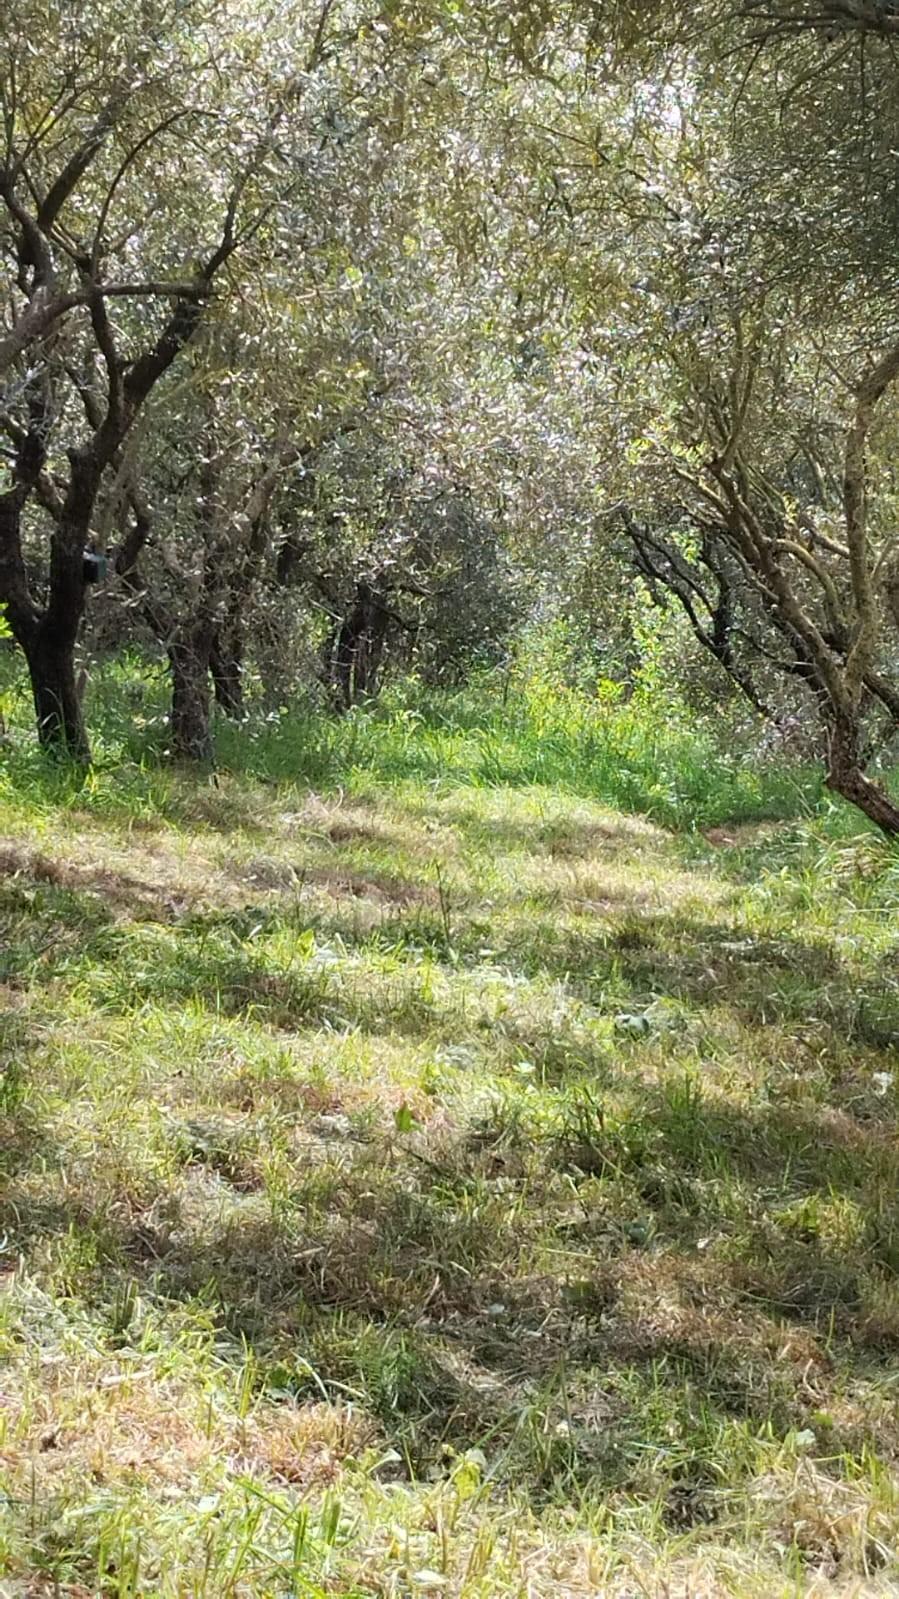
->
[[1, 665, 898, 1594]]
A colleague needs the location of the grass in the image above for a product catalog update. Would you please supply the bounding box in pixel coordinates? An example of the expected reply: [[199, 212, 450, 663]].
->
[[0, 664, 898, 1593], [0, 649, 820, 832]]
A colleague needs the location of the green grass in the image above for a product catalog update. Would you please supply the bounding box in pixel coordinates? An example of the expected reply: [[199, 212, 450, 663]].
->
[[0, 650, 820, 833], [0, 666, 898, 1593]]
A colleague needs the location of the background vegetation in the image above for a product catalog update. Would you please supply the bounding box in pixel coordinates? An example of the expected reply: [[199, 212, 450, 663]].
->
[[3, 0, 899, 1593]]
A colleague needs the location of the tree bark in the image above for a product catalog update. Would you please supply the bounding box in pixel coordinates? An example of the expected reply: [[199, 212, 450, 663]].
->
[[210, 609, 244, 719], [330, 580, 392, 709], [25, 454, 99, 757], [168, 630, 215, 762], [0, 491, 37, 650], [24, 624, 89, 760], [2, 460, 91, 759], [825, 714, 899, 837]]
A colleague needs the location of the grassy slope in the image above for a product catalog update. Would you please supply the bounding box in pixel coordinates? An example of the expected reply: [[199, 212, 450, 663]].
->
[[0, 695, 898, 1594]]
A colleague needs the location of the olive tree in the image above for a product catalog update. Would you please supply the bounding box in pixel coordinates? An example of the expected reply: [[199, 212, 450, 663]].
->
[[471, 0, 899, 831], [0, 0, 295, 755]]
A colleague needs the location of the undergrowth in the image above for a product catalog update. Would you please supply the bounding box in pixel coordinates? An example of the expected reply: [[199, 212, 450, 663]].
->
[[0, 649, 819, 833]]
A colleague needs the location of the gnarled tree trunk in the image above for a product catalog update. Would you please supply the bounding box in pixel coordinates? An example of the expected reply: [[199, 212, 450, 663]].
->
[[825, 713, 899, 836], [0, 407, 92, 757], [25, 624, 89, 759], [331, 580, 392, 709], [168, 627, 215, 762], [210, 605, 244, 719], [2, 456, 92, 759], [26, 454, 99, 757]]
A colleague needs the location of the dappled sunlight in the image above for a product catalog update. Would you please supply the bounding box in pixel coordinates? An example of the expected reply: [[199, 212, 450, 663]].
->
[[4, 0, 899, 1581], [1, 769, 899, 1591]]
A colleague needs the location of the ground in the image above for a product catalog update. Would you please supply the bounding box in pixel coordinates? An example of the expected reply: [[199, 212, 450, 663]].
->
[[0, 749, 898, 1596]]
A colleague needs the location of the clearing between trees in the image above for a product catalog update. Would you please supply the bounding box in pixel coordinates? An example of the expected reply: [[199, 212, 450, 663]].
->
[[0, 699, 898, 1597]]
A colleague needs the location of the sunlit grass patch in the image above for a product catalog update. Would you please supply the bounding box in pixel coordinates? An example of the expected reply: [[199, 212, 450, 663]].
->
[[0, 688, 898, 1592]]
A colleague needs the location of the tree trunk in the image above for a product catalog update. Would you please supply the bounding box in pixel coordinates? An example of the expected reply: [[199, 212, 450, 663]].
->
[[25, 624, 90, 760], [23, 456, 97, 757], [825, 714, 899, 836], [210, 613, 244, 719], [0, 433, 92, 758], [334, 613, 356, 710], [168, 631, 214, 762], [356, 593, 389, 698], [330, 581, 392, 709]]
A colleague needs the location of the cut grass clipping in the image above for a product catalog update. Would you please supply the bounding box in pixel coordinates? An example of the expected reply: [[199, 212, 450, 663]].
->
[[0, 685, 898, 1593]]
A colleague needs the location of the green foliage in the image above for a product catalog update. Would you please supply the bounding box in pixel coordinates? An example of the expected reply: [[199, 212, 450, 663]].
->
[[0, 651, 817, 830], [5, 0, 899, 1572]]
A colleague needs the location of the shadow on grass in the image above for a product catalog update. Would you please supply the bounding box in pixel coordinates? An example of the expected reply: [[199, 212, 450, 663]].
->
[[6, 848, 898, 1067], [2, 766, 897, 1526], [430, 799, 667, 858], [2, 1054, 897, 1516], [597, 913, 899, 1052]]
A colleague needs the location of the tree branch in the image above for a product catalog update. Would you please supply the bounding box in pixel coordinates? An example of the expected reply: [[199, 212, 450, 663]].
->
[[843, 333, 899, 696]]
